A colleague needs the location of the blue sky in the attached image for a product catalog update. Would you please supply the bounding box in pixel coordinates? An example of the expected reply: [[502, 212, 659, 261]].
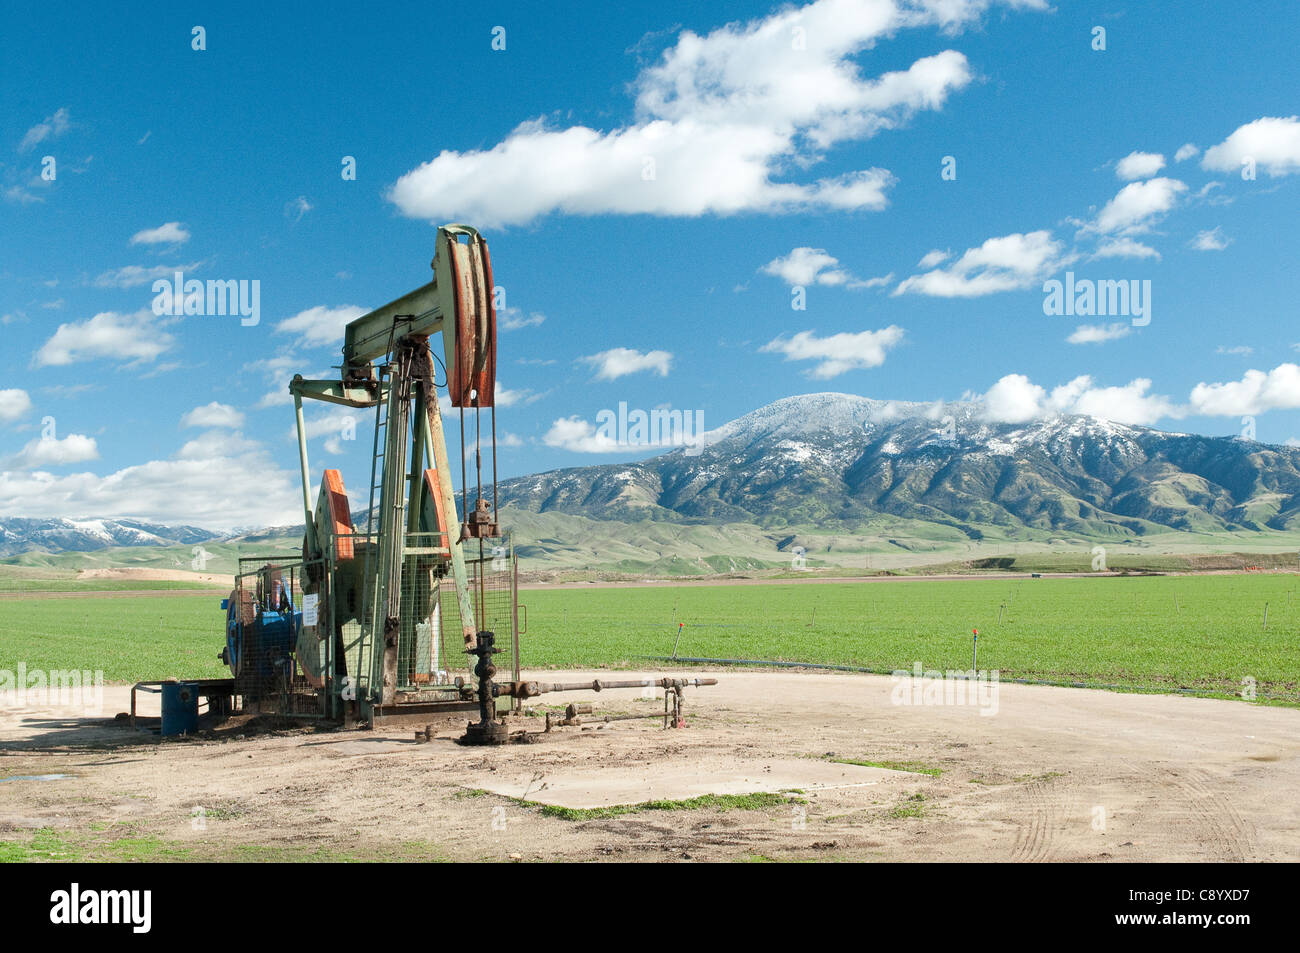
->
[[2, 0, 1299, 529]]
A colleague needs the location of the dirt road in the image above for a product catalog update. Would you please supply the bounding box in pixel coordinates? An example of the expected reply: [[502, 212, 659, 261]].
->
[[1, 671, 1295, 862]]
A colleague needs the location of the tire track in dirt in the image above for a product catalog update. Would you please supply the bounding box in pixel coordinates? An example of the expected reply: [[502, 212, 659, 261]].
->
[[1166, 768, 1257, 861], [1008, 776, 1067, 862]]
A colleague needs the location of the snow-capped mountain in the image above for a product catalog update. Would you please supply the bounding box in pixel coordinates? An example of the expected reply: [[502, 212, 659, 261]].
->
[[0, 517, 217, 557], [5, 393, 1299, 560], [500, 393, 1300, 537]]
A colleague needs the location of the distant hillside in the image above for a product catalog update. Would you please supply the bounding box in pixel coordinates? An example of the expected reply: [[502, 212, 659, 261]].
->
[[499, 393, 1300, 538], [6, 393, 1300, 574], [0, 517, 217, 558]]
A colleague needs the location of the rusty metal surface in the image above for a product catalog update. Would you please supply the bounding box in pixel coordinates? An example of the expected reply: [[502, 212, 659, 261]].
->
[[439, 228, 496, 408]]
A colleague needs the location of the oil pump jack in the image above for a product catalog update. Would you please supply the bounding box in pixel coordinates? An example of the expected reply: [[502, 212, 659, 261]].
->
[[221, 224, 504, 729], [218, 223, 715, 742]]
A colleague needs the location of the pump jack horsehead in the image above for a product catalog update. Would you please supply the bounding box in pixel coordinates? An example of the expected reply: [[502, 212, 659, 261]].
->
[[281, 224, 501, 726]]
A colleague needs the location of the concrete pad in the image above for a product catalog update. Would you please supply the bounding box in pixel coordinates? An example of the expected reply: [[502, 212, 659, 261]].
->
[[471, 757, 925, 809]]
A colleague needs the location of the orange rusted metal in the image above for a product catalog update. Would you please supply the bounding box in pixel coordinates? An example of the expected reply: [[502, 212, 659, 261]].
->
[[321, 468, 355, 560], [422, 467, 450, 548]]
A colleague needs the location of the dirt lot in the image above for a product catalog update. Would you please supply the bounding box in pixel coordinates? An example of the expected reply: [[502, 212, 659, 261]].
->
[[78, 568, 234, 586], [1, 671, 1296, 862]]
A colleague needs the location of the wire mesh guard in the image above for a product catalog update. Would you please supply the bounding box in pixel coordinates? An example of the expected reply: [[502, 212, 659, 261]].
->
[[226, 558, 329, 716], [435, 536, 519, 709], [394, 544, 455, 690], [226, 538, 519, 718]]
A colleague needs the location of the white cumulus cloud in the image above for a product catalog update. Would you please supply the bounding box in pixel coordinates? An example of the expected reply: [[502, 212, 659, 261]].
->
[[93, 261, 204, 289], [1092, 237, 1160, 260], [0, 441, 302, 530], [761, 247, 852, 286], [982, 374, 1177, 425], [542, 417, 624, 454], [1188, 364, 1300, 416], [7, 434, 99, 469], [1190, 227, 1230, 251], [387, 1, 1047, 227], [34, 310, 176, 367], [1115, 151, 1166, 180], [274, 305, 367, 348], [761, 325, 904, 378], [580, 347, 672, 380], [895, 230, 1065, 297], [500, 307, 545, 330], [1089, 177, 1187, 234], [0, 389, 34, 423], [181, 402, 245, 429], [1202, 116, 1300, 177], [130, 222, 191, 245], [1067, 323, 1132, 345]]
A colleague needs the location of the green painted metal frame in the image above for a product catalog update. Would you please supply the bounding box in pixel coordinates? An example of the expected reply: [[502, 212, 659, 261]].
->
[[287, 224, 487, 722]]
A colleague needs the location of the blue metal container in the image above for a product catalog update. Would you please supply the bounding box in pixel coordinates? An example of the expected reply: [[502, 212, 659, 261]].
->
[[160, 681, 199, 736]]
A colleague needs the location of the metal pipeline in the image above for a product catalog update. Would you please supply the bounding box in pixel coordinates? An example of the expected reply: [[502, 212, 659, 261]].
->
[[637, 654, 877, 673], [498, 676, 717, 699]]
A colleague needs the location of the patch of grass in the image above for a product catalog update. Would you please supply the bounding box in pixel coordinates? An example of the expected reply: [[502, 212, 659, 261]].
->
[[523, 791, 798, 821], [0, 828, 74, 862], [830, 757, 943, 776], [230, 844, 363, 863], [888, 793, 927, 819], [0, 828, 191, 862], [0, 827, 448, 864], [102, 836, 194, 862], [1014, 771, 1065, 783], [453, 788, 490, 799], [229, 841, 448, 862]]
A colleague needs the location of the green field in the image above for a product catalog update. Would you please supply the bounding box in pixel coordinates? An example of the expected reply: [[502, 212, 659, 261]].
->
[[516, 575, 1300, 703], [0, 595, 226, 683], [1, 574, 1297, 702]]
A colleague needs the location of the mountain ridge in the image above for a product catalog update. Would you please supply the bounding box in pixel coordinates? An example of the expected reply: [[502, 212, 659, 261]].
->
[[4, 392, 1300, 558], [497, 392, 1300, 538]]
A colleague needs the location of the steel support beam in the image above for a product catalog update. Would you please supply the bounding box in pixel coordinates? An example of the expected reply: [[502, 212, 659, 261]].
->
[[422, 383, 477, 649], [343, 283, 443, 367], [293, 391, 316, 556]]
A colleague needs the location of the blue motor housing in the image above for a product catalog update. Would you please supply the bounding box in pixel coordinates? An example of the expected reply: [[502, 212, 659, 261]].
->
[[224, 591, 301, 695]]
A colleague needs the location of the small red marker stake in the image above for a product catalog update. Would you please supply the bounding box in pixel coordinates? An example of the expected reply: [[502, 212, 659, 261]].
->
[[972, 628, 979, 672]]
